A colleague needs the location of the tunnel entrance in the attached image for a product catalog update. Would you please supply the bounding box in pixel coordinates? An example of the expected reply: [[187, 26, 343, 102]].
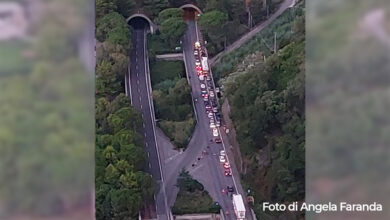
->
[[128, 17, 149, 30], [127, 14, 154, 33]]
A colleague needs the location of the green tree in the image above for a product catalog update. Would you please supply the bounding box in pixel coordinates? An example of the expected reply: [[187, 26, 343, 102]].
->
[[96, 0, 117, 21], [96, 12, 131, 47], [198, 10, 228, 54], [158, 8, 187, 48]]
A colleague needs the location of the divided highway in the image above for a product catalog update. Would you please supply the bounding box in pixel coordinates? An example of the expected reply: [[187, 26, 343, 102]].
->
[[126, 26, 170, 220]]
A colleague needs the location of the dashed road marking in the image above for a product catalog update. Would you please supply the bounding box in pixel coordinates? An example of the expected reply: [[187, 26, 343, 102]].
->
[[147, 152, 150, 157], [143, 123, 145, 128], [149, 163, 151, 168], [137, 80, 139, 85], [141, 105, 143, 110]]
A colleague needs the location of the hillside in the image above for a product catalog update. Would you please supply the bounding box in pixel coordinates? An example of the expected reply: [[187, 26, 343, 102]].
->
[[221, 4, 305, 219]]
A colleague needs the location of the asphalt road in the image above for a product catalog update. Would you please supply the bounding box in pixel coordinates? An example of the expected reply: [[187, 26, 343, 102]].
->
[[127, 26, 169, 220], [182, 19, 254, 220]]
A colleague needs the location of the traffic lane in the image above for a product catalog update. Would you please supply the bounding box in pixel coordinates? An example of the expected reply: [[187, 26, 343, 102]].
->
[[129, 29, 168, 218], [183, 21, 236, 218]]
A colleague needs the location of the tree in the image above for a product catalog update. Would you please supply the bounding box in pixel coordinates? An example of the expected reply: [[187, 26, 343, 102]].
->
[[198, 10, 228, 54], [157, 8, 184, 22], [96, 12, 131, 48], [143, 0, 169, 18], [158, 8, 187, 48], [96, 0, 117, 21], [115, 0, 136, 17]]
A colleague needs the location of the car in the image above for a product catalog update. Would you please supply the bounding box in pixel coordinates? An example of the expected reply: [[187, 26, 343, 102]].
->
[[194, 50, 199, 56], [200, 83, 206, 89], [199, 75, 204, 81], [196, 66, 202, 71], [209, 91, 215, 97], [197, 70, 203, 75], [219, 155, 226, 163], [208, 112, 214, 118], [227, 186, 234, 192], [194, 41, 201, 49], [201, 91, 208, 95], [224, 168, 232, 176], [215, 138, 222, 143], [213, 128, 219, 137], [221, 188, 227, 194], [210, 123, 216, 128], [195, 61, 201, 66], [216, 120, 221, 127], [205, 105, 212, 110], [203, 96, 209, 102], [223, 162, 230, 169], [220, 150, 226, 156], [206, 76, 211, 81], [213, 107, 218, 113]]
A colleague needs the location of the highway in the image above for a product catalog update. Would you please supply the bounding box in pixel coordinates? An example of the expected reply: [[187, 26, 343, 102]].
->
[[181, 17, 254, 220], [126, 24, 169, 220]]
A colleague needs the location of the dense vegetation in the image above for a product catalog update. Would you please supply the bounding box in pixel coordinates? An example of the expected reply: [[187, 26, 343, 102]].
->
[[197, 0, 284, 56], [0, 0, 93, 218], [212, 7, 304, 82], [150, 61, 195, 149], [95, 1, 156, 219], [172, 171, 220, 214], [222, 3, 305, 219]]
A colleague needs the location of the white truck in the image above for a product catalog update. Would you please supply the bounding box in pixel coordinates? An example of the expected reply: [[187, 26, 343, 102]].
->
[[201, 56, 209, 73], [232, 194, 246, 220]]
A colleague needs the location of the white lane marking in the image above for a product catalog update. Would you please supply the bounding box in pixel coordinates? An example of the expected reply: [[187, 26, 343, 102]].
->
[[144, 132, 147, 137], [143, 123, 145, 128], [138, 88, 140, 93], [141, 105, 143, 110], [143, 29, 170, 216], [146, 142, 148, 147], [147, 152, 150, 157], [127, 65, 133, 104], [136, 65, 138, 70], [137, 72, 139, 77], [139, 96, 141, 102], [149, 163, 151, 168], [137, 80, 139, 85]]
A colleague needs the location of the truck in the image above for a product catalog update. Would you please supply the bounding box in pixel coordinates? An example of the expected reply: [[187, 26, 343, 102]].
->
[[232, 194, 246, 220], [201, 56, 209, 74]]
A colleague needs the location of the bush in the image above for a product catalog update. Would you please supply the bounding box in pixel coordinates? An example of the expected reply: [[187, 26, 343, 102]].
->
[[159, 118, 195, 149], [172, 171, 221, 215]]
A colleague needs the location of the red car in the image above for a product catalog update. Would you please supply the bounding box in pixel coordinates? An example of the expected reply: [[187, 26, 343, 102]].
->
[[223, 162, 230, 169], [196, 66, 202, 71], [224, 168, 232, 176]]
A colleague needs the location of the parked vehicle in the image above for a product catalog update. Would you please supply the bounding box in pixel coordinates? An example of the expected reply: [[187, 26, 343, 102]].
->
[[215, 138, 222, 143], [213, 128, 218, 137], [219, 155, 226, 163], [220, 150, 226, 156], [224, 168, 232, 176], [227, 186, 234, 192]]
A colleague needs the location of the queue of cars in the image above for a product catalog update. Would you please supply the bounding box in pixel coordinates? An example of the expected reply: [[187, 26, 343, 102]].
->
[[194, 41, 222, 137]]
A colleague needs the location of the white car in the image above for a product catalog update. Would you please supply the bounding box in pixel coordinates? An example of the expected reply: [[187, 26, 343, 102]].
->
[[194, 50, 199, 56], [210, 122, 216, 129], [208, 112, 213, 118], [219, 155, 226, 163], [200, 83, 206, 89], [195, 61, 201, 66], [213, 128, 219, 136], [209, 91, 215, 97], [199, 75, 204, 81], [220, 150, 226, 156]]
